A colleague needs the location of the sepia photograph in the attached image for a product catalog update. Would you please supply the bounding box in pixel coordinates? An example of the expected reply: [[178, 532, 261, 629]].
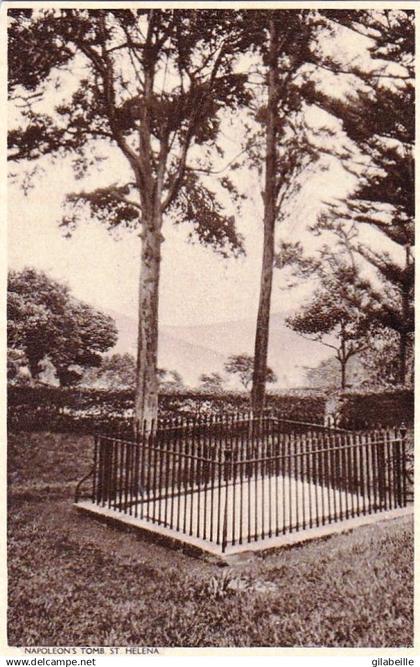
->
[[5, 2, 415, 651]]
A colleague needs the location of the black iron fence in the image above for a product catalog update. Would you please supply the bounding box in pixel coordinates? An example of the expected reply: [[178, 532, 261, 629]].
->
[[75, 414, 410, 553]]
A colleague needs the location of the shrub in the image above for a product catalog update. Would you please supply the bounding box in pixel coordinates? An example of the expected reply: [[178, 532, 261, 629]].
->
[[8, 385, 413, 433], [328, 387, 414, 429], [7, 385, 326, 433]]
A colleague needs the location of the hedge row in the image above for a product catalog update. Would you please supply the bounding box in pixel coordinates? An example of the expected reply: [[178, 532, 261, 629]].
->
[[7, 385, 413, 434], [7, 385, 326, 433], [332, 388, 414, 430]]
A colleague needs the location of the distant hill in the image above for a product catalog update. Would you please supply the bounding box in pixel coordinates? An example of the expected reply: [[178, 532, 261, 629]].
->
[[109, 310, 332, 388]]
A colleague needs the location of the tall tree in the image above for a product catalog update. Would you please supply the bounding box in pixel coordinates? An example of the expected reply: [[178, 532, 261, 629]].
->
[[248, 10, 321, 414], [314, 10, 414, 385], [248, 9, 413, 399], [246, 9, 365, 412], [277, 220, 375, 391], [8, 267, 118, 385], [286, 266, 369, 390], [251, 15, 279, 413], [8, 9, 249, 424]]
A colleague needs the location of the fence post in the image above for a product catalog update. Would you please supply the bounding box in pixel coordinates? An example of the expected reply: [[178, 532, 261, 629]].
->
[[376, 427, 386, 508], [101, 436, 114, 505], [222, 446, 232, 552], [400, 422, 408, 506], [92, 433, 98, 503]]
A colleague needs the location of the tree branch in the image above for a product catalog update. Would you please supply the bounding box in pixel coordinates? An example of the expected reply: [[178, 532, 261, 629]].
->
[[293, 331, 339, 352], [316, 59, 411, 81], [108, 190, 142, 210], [185, 147, 247, 176], [161, 128, 194, 213]]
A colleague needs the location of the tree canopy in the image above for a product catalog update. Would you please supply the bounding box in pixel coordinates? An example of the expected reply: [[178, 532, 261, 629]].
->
[[286, 265, 370, 390], [8, 8, 252, 423], [8, 267, 118, 385], [314, 10, 414, 384], [80, 352, 136, 389], [304, 355, 366, 390], [157, 368, 184, 391], [198, 372, 225, 392], [8, 9, 248, 255], [225, 353, 276, 391], [8, 8, 415, 404]]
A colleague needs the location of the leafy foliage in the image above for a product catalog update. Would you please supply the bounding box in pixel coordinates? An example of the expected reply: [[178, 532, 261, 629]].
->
[[7, 348, 30, 384], [198, 372, 225, 392], [312, 10, 414, 385], [169, 172, 244, 258], [8, 268, 118, 386], [157, 368, 185, 392], [305, 356, 366, 391], [8, 9, 249, 254], [286, 263, 370, 389], [335, 387, 414, 431], [8, 8, 256, 422], [359, 327, 414, 388], [224, 354, 277, 391], [80, 353, 136, 390], [7, 385, 326, 434], [80, 356, 186, 392]]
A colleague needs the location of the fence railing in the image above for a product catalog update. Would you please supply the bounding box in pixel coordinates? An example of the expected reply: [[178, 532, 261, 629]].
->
[[76, 414, 410, 553]]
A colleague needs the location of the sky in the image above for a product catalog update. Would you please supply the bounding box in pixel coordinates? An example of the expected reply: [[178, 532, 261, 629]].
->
[[7, 10, 394, 329], [8, 150, 358, 327]]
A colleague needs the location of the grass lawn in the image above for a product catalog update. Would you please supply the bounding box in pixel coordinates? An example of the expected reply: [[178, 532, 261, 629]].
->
[[8, 430, 414, 648]]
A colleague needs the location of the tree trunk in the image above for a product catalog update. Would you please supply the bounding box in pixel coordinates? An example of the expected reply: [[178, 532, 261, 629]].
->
[[26, 349, 43, 381], [399, 245, 411, 386], [340, 359, 346, 390], [251, 16, 278, 415], [135, 218, 162, 429], [399, 330, 407, 386], [339, 326, 347, 390]]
